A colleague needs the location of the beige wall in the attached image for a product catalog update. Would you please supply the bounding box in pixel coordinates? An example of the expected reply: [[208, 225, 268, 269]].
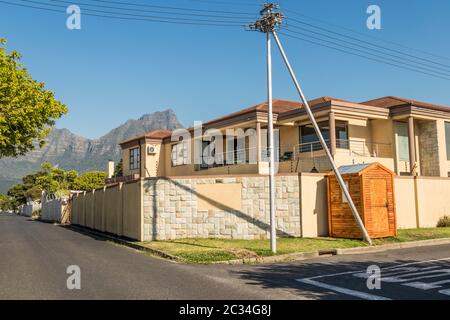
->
[[299, 174, 328, 237], [279, 125, 298, 153], [394, 176, 450, 228], [394, 177, 417, 229], [71, 173, 450, 241], [71, 180, 142, 240], [416, 177, 450, 227]]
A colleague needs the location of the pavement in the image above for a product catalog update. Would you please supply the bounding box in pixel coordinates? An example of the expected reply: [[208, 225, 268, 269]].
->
[[1, 213, 450, 300]]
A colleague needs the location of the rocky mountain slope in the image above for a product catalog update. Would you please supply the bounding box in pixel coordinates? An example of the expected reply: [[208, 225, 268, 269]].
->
[[0, 109, 183, 193]]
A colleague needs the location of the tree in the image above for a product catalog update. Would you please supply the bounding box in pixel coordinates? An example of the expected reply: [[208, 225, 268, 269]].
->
[[72, 171, 107, 191], [114, 159, 123, 177], [36, 162, 78, 194], [0, 38, 68, 158], [0, 193, 13, 211]]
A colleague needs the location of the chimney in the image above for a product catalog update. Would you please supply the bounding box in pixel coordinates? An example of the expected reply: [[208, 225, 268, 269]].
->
[[107, 160, 115, 179]]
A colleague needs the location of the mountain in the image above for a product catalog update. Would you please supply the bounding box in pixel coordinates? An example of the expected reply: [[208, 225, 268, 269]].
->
[[0, 109, 183, 193]]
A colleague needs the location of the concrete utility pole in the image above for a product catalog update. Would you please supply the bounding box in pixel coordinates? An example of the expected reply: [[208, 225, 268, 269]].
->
[[249, 3, 373, 246], [249, 3, 282, 253]]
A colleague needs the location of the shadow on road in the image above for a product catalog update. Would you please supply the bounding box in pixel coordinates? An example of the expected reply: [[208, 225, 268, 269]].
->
[[231, 258, 421, 300]]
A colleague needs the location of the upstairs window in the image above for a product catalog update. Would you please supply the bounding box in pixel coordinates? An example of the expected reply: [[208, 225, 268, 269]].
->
[[129, 147, 140, 170], [299, 120, 348, 152], [171, 142, 188, 166]]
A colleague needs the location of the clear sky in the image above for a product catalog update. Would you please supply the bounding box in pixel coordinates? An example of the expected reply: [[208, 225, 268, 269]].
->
[[1, 0, 450, 139]]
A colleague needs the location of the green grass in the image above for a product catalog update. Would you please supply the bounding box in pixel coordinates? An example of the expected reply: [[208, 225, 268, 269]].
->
[[139, 227, 450, 264]]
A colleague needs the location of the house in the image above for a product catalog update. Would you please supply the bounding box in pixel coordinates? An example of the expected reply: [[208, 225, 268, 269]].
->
[[113, 96, 450, 181], [74, 96, 450, 241]]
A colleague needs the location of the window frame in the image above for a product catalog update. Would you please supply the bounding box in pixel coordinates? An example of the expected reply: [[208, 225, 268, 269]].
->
[[171, 141, 188, 167], [129, 147, 140, 170], [299, 120, 348, 152], [445, 122, 450, 161]]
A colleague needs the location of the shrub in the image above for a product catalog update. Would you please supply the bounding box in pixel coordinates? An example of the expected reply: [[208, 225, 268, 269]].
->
[[437, 215, 450, 228]]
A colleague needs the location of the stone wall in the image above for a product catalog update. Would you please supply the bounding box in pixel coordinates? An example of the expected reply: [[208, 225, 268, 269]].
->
[[418, 121, 441, 176], [142, 175, 301, 241]]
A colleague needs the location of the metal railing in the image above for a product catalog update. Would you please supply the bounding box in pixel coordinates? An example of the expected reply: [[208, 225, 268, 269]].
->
[[295, 139, 392, 158], [195, 139, 393, 170]]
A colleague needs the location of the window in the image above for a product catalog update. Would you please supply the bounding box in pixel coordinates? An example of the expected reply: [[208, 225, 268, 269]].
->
[[129, 147, 140, 170], [446, 122, 450, 161], [171, 142, 188, 166], [299, 121, 348, 152], [335, 121, 349, 149], [396, 122, 409, 161]]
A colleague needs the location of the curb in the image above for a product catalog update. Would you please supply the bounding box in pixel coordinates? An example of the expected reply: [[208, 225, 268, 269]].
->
[[59, 224, 450, 265], [63, 224, 181, 262], [335, 238, 450, 256]]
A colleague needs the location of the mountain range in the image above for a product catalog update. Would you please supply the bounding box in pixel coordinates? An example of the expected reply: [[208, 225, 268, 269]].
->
[[0, 109, 183, 193]]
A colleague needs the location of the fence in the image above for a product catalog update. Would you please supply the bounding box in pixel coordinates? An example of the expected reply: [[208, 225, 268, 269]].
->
[[395, 176, 450, 228], [69, 173, 450, 241], [41, 194, 70, 223], [21, 201, 41, 217], [71, 180, 142, 240]]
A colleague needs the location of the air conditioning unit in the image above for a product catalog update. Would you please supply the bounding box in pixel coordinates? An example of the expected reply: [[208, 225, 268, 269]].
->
[[147, 145, 157, 155]]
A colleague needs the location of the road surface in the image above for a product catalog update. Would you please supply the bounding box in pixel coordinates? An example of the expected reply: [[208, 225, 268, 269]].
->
[[1, 213, 450, 300]]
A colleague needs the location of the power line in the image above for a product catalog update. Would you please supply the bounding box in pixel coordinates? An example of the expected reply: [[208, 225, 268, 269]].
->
[[282, 28, 450, 77], [285, 17, 450, 71], [283, 7, 450, 62], [285, 24, 450, 73], [0, 0, 244, 26], [91, 0, 256, 16], [46, 0, 253, 20], [277, 31, 450, 81], [182, 0, 259, 8], [13, 0, 249, 24]]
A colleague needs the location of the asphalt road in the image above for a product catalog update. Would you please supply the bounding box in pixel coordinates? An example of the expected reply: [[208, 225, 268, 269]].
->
[[1, 213, 450, 300]]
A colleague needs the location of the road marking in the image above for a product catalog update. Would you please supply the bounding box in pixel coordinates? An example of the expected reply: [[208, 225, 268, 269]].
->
[[297, 278, 391, 300], [296, 257, 450, 300]]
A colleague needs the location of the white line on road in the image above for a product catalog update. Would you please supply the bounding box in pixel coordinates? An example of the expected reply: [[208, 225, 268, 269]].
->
[[297, 278, 391, 300], [296, 257, 450, 300]]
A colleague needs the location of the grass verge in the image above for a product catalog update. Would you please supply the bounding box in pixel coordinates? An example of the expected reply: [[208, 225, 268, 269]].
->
[[139, 227, 450, 264]]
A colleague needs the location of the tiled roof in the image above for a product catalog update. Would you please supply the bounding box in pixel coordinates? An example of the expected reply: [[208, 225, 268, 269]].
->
[[362, 96, 450, 112], [119, 129, 173, 145], [144, 130, 173, 139], [200, 99, 302, 127]]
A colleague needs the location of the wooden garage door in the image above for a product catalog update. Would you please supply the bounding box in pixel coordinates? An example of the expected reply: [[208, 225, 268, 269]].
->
[[370, 179, 389, 234]]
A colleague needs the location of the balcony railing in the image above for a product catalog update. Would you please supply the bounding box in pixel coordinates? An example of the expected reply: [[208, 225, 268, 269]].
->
[[295, 139, 392, 159], [195, 139, 393, 171]]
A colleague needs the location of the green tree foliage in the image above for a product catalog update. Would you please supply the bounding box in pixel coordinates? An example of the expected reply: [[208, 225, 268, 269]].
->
[[6, 163, 107, 206], [0, 38, 68, 157], [114, 159, 123, 177], [0, 193, 13, 211], [36, 162, 78, 194], [72, 171, 107, 191]]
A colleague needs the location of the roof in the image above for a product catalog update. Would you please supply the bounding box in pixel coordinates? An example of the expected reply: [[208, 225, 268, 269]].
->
[[119, 129, 172, 145], [329, 162, 395, 176], [338, 163, 372, 174], [362, 96, 450, 113], [200, 99, 302, 127], [277, 96, 365, 119]]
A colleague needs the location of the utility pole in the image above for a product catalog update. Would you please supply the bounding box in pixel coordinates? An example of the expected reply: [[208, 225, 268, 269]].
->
[[249, 3, 282, 253], [249, 3, 372, 245]]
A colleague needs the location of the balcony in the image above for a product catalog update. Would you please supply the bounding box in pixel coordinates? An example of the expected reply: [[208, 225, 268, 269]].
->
[[294, 139, 392, 159]]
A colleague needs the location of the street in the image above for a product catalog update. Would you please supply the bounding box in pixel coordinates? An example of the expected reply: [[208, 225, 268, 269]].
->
[[1, 214, 450, 300]]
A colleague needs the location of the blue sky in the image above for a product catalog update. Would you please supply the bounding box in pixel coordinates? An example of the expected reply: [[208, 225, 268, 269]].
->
[[1, 0, 450, 139]]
